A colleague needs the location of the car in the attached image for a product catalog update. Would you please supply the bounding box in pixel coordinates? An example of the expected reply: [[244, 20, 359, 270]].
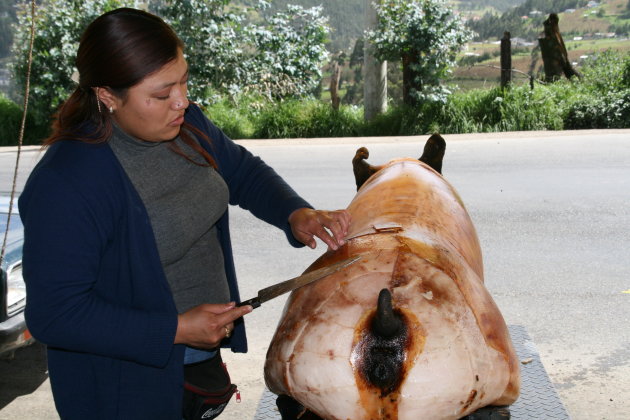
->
[[0, 194, 34, 358]]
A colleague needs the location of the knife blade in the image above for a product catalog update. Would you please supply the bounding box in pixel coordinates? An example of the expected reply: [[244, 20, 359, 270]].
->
[[237, 255, 361, 309]]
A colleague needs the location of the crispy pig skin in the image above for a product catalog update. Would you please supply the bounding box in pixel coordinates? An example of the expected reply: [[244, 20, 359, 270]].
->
[[265, 159, 520, 419]]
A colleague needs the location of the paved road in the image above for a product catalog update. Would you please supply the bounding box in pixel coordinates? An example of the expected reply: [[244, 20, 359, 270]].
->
[[1, 129, 629, 419]]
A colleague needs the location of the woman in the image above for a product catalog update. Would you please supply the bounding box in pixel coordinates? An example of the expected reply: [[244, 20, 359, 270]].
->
[[18, 8, 350, 420]]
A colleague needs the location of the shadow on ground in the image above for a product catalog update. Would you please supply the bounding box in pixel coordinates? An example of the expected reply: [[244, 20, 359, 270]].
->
[[0, 342, 48, 409]]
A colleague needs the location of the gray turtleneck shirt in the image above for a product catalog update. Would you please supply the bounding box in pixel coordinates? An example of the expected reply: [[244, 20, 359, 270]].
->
[[109, 124, 230, 313]]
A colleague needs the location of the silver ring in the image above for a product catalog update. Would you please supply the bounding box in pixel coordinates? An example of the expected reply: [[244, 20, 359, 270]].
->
[[224, 326, 231, 338]]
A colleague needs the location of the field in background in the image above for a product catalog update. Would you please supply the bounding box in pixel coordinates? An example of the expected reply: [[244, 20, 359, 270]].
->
[[453, 37, 630, 91]]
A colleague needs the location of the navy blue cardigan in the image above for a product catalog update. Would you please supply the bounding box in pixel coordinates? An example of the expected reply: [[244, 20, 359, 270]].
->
[[18, 105, 311, 419]]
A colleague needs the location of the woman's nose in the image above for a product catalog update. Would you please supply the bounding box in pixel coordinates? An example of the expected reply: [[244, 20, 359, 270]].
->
[[172, 89, 189, 110]]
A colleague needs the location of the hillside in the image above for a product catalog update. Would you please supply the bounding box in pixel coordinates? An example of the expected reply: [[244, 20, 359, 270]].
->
[[455, 0, 630, 90], [468, 0, 630, 41], [269, 0, 630, 51], [3, 0, 627, 59], [3, 0, 629, 98], [265, 0, 529, 52]]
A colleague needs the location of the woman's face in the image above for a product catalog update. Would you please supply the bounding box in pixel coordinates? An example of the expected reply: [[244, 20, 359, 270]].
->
[[108, 49, 189, 142]]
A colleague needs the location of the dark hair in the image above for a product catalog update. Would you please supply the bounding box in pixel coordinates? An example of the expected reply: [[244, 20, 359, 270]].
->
[[45, 8, 216, 168]]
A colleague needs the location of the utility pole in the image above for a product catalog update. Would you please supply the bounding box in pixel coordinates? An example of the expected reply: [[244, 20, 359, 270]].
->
[[363, 0, 387, 121]]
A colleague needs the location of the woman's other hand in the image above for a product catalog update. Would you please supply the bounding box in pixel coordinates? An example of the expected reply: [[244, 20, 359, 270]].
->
[[175, 302, 252, 349], [288, 208, 351, 250]]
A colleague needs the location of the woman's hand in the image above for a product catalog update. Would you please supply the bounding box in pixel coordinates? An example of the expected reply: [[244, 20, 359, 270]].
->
[[288, 208, 351, 250], [175, 302, 252, 349]]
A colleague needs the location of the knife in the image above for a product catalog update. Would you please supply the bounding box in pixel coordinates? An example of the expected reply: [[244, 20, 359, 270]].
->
[[237, 255, 361, 309]]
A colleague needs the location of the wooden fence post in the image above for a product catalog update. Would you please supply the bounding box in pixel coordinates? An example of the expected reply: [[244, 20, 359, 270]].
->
[[329, 61, 341, 111], [501, 31, 512, 88]]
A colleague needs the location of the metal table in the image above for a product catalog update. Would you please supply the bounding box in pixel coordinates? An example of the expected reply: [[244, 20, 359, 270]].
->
[[254, 325, 570, 419]]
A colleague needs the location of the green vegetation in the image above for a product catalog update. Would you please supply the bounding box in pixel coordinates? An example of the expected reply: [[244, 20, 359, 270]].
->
[[156, 1, 330, 105], [9, 0, 330, 129], [11, 0, 134, 128], [1, 0, 629, 145], [265, 0, 365, 54], [2, 48, 628, 144], [0, 93, 48, 146], [367, 0, 473, 105], [468, 0, 630, 41], [196, 48, 630, 139]]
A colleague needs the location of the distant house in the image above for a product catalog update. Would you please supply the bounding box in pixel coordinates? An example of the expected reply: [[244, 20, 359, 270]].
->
[[586, 1, 600, 8], [511, 37, 534, 47], [564, 9, 576, 14]]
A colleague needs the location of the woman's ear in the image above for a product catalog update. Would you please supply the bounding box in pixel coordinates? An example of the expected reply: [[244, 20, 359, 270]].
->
[[93, 87, 118, 112]]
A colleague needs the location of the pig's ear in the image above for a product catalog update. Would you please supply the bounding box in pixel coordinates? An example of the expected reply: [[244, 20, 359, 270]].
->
[[419, 133, 446, 174], [352, 146, 383, 191]]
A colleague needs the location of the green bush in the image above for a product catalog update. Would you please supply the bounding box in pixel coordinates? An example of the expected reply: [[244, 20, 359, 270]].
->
[[0, 95, 22, 147], [252, 99, 314, 139], [362, 105, 418, 136], [253, 99, 363, 139], [302, 103, 363, 138], [564, 89, 630, 129], [495, 84, 566, 132], [364, 84, 567, 136], [561, 50, 630, 129], [204, 98, 257, 140], [578, 50, 629, 94], [440, 88, 503, 133], [0, 94, 48, 146]]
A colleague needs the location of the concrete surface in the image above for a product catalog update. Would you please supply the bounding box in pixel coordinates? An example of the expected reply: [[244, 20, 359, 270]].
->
[[1, 129, 629, 419]]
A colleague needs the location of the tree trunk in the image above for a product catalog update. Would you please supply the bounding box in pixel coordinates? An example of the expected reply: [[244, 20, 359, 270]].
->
[[363, 0, 387, 121], [538, 13, 581, 82], [401, 53, 422, 107], [329, 61, 341, 111]]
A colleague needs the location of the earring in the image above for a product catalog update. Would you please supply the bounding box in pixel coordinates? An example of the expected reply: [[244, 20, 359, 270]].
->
[[95, 88, 102, 114], [109, 106, 114, 114]]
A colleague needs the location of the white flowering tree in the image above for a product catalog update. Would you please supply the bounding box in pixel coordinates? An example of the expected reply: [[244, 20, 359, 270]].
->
[[155, 0, 247, 103], [244, 4, 329, 100], [366, 0, 472, 105], [157, 0, 330, 103], [11, 0, 330, 125]]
